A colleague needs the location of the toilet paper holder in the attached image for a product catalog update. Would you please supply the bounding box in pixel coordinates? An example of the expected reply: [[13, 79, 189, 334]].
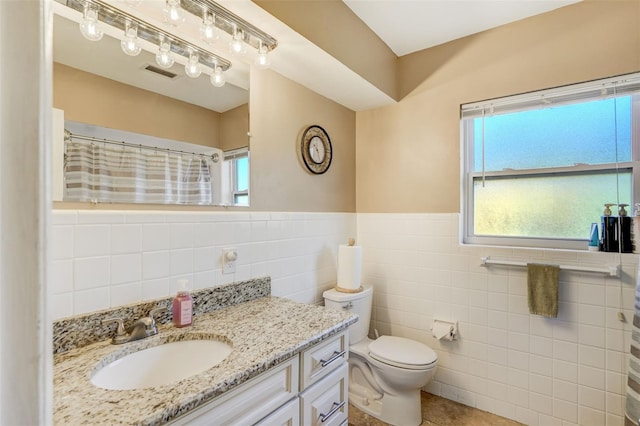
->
[[431, 319, 458, 341]]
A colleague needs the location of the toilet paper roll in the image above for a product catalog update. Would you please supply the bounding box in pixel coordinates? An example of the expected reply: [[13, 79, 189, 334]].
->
[[337, 244, 362, 290], [431, 321, 454, 341]]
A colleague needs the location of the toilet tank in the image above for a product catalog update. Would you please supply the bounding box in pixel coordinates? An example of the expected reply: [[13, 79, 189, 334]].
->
[[323, 286, 372, 344]]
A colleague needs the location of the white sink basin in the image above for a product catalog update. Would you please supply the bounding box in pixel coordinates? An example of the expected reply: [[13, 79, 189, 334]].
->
[[91, 339, 233, 390]]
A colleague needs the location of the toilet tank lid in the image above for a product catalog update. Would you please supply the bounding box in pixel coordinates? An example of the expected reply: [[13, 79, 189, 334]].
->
[[323, 286, 372, 302], [369, 336, 437, 367]]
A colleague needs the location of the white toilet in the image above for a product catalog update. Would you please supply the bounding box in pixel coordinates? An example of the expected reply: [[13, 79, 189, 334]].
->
[[323, 286, 438, 426]]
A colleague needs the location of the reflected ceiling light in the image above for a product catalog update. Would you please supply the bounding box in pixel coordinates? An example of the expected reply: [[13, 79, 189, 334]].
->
[[185, 50, 202, 78], [255, 41, 271, 69], [229, 26, 246, 56], [59, 0, 258, 89], [155, 36, 175, 68], [210, 65, 225, 87], [120, 21, 141, 56], [163, 0, 185, 27], [200, 10, 218, 44], [79, 3, 103, 41]]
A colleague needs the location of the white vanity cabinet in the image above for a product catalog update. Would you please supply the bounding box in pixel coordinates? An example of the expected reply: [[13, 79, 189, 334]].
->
[[170, 356, 299, 426], [299, 331, 349, 425], [169, 330, 349, 426]]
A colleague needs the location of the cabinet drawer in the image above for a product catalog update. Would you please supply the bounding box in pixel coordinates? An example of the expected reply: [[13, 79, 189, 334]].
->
[[255, 397, 300, 426], [170, 357, 298, 426], [300, 330, 348, 390], [300, 363, 348, 426]]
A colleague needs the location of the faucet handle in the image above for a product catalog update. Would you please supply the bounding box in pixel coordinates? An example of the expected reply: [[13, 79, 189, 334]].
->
[[149, 307, 168, 325], [102, 317, 128, 344]]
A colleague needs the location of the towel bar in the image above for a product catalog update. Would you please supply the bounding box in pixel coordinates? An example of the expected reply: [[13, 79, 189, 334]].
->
[[480, 256, 619, 277]]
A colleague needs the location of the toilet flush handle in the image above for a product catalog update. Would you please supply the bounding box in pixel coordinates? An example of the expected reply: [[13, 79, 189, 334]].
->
[[342, 302, 353, 310]]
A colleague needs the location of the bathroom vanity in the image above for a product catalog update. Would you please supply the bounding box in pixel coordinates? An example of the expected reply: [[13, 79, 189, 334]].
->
[[52, 279, 356, 425], [171, 330, 349, 425]]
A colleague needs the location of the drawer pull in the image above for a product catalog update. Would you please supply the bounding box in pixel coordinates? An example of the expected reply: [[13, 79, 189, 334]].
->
[[320, 350, 345, 367], [319, 401, 345, 423]]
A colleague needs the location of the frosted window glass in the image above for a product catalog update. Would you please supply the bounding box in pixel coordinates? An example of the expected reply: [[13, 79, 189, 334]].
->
[[473, 97, 632, 172], [473, 172, 632, 239]]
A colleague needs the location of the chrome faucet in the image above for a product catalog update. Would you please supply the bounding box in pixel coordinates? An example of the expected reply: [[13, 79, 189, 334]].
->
[[102, 307, 167, 345]]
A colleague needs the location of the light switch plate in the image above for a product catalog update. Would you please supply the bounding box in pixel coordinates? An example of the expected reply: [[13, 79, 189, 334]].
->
[[222, 248, 237, 274]]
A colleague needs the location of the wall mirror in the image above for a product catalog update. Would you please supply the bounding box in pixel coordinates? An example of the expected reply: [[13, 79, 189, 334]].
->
[[52, 2, 250, 206]]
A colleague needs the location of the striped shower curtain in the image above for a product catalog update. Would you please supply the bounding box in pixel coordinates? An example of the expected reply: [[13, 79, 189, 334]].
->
[[626, 260, 640, 426], [64, 139, 215, 205]]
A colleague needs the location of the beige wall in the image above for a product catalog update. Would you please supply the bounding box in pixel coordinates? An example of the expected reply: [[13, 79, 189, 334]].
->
[[53, 63, 221, 148], [356, 0, 640, 213], [255, 0, 398, 100], [250, 68, 356, 212], [220, 103, 249, 151]]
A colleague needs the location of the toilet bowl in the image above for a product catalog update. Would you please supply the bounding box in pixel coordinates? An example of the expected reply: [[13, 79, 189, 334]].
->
[[323, 286, 438, 426]]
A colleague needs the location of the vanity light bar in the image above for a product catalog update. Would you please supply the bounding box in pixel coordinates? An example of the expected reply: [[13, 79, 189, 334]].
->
[[184, 0, 278, 52], [57, 0, 232, 71]]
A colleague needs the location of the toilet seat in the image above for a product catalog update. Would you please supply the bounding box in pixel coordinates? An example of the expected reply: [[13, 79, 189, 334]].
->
[[368, 336, 437, 370]]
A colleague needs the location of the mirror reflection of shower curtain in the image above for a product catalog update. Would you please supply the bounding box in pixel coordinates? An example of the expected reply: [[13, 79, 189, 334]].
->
[[64, 140, 214, 205]]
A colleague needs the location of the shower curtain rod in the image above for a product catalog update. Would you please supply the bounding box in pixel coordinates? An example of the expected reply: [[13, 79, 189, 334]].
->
[[480, 256, 619, 277], [64, 130, 220, 162]]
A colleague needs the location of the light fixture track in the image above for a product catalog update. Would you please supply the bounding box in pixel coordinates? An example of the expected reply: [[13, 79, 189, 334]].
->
[[185, 0, 278, 52], [56, 0, 232, 71]]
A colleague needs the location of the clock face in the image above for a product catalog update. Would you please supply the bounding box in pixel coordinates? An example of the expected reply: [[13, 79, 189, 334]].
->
[[308, 136, 325, 164], [301, 125, 332, 174]]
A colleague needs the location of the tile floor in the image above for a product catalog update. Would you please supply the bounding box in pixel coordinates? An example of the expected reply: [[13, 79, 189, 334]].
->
[[348, 392, 523, 426]]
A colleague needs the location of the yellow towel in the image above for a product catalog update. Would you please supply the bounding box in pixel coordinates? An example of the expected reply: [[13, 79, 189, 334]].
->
[[527, 263, 560, 318]]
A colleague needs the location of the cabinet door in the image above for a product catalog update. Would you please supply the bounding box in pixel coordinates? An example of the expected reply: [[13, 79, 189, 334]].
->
[[255, 397, 300, 426], [301, 331, 348, 390], [300, 363, 348, 426], [170, 357, 298, 426]]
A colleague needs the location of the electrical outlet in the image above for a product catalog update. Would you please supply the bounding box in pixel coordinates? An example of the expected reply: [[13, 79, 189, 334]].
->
[[222, 248, 237, 274]]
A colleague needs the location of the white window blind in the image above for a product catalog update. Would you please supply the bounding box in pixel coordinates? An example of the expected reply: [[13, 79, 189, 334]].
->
[[462, 72, 640, 118]]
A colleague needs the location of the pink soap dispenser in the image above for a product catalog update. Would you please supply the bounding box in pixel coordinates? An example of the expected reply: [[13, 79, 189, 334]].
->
[[172, 279, 193, 328]]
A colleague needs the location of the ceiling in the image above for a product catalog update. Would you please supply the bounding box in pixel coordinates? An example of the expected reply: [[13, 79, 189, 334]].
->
[[343, 0, 582, 56]]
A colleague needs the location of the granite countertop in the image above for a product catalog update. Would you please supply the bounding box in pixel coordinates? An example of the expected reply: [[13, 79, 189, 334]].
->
[[54, 296, 357, 425]]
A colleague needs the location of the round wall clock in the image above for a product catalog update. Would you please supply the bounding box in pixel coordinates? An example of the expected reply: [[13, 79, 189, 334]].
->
[[301, 125, 332, 174]]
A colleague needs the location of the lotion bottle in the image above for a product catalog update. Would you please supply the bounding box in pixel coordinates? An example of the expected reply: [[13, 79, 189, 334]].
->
[[172, 279, 193, 328]]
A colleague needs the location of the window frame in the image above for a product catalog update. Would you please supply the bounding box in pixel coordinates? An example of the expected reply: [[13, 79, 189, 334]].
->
[[461, 73, 640, 250]]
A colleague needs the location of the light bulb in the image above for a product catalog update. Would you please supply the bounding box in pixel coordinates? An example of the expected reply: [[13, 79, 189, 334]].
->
[[155, 39, 174, 69], [255, 45, 271, 69], [79, 5, 103, 41], [210, 66, 225, 87], [229, 28, 246, 56], [163, 0, 185, 27], [200, 12, 218, 44], [185, 52, 201, 78], [120, 24, 141, 56]]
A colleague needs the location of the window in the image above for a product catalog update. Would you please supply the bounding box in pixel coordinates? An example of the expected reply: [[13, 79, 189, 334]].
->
[[222, 147, 249, 206], [461, 73, 640, 249]]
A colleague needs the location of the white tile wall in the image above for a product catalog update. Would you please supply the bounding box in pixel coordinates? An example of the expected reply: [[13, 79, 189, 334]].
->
[[50, 209, 636, 425], [50, 210, 356, 319], [358, 212, 637, 426]]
